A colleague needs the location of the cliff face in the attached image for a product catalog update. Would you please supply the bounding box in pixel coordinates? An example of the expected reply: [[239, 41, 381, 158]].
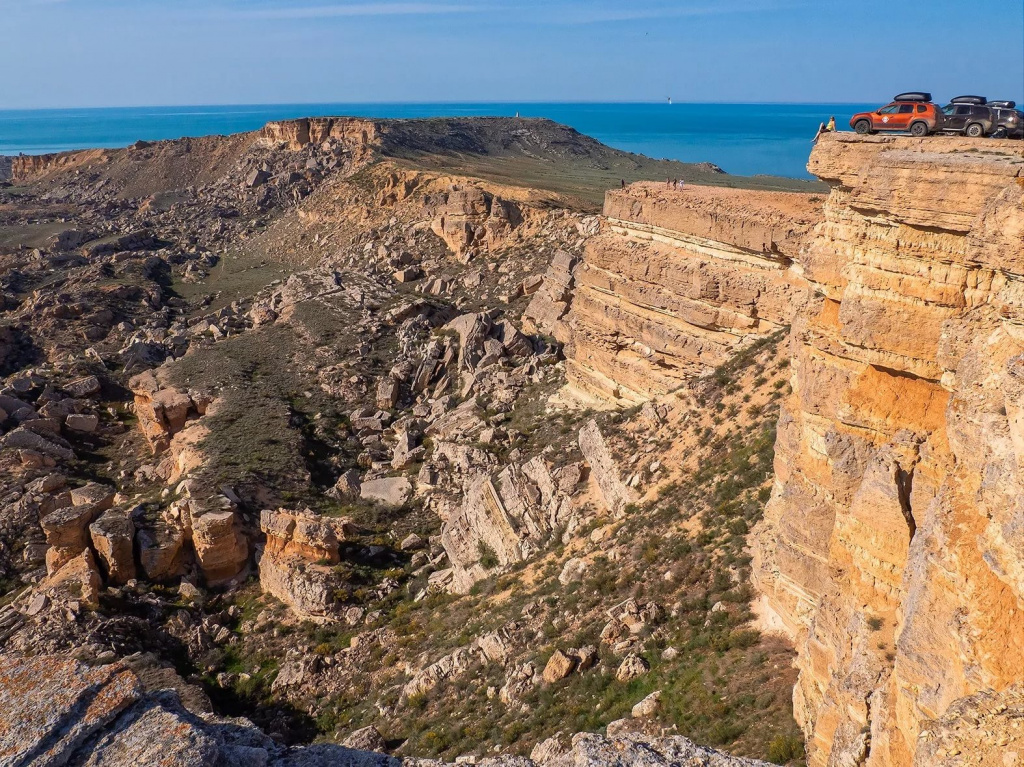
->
[[562, 184, 820, 405], [754, 133, 1024, 767], [260, 116, 380, 154], [559, 134, 1024, 766]]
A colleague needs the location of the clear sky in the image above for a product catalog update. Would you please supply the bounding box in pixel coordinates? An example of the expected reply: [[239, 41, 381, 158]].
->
[[3, 0, 1022, 109]]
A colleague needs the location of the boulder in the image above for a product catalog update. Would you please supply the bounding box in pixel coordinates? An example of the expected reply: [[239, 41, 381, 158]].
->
[[631, 690, 662, 718], [342, 725, 387, 752], [42, 549, 102, 608], [615, 653, 650, 682], [41, 503, 102, 575], [569, 645, 599, 671], [495, 319, 534, 358], [376, 378, 399, 410], [332, 469, 362, 499], [70, 482, 115, 509], [259, 508, 352, 621], [542, 650, 577, 683], [0, 426, 75, 461], [191, 511, 248, 585], [360, 477, 412, 507], [445, 312, 492, 372], [89, 508, 137, 585], [64, 375, 102, 398], [578, 420, 637, 517], [559, 557, 588, 585], [400, 533, 425, 551], [137, 519, 187, 581], [65, 413, 99, 433]]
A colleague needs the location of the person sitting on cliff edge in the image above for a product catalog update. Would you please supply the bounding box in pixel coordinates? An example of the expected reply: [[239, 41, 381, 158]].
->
[[813, 116, 836, 143]]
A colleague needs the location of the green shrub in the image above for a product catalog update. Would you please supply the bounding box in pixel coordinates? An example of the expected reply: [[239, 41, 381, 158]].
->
[[767, 734, 805, 763], [477, 541, 500, 569]]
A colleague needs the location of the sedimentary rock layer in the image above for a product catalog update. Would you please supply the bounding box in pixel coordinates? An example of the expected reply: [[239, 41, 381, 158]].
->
[[563, 183, 821, 404], [752, 134, 1024, 767]]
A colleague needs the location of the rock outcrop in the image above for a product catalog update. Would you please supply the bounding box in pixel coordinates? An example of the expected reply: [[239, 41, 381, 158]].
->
[[259, 508, 352, 621], [427, 185, 523, 261], [561, 183, 820, 404], [751, 134, 1024, 767], [129, 370, 212, 455], [0, 653, 397, 767], [439, 455, 577, 593], [0, 653, 769, 767]]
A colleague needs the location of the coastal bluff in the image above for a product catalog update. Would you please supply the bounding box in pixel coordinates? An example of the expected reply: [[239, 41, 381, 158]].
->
[[551, 132, 1024, 766]]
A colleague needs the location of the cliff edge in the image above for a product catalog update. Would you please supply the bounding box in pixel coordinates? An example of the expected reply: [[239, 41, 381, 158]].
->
[[754, 132, 1024, 766], [551, 132, 1024, 766]]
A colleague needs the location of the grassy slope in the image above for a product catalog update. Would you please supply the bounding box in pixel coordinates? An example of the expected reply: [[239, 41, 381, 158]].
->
[[210, 331, 806, 765]]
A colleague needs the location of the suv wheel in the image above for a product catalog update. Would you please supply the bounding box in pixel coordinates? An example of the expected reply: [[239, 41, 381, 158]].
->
[[854, 119, 872, 135], [910, 121, 929, 137], [966, 123, 985, 138]]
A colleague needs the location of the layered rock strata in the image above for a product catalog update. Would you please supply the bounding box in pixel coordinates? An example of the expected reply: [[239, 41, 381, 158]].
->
[[550, 134, 1024, 766], [751, 134, 1024, 766], [258, 508, 353, 621], [561, 183, 821, 404], [439, 455, 579, 593]]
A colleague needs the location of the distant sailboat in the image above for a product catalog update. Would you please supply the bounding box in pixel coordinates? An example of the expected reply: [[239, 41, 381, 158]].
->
[[667, 97, 672, 105]]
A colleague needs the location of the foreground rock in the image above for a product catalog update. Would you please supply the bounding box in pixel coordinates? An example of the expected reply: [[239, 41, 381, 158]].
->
[[0, 653, 396, 767], [0, 652, 772, 767]]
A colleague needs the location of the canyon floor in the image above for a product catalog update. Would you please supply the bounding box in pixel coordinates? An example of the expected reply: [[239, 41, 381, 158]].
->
[[1, 120, 1022, 767]]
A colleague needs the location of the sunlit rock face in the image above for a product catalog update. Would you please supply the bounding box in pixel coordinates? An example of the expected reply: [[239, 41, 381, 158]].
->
[[563, 182, 820, 406], [753, 134, 1024, 767]]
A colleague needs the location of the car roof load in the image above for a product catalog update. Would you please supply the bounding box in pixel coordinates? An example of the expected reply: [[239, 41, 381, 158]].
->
[[950, 95, 987, 105], [989, 100, 1016, 108], [894, 92, 932, 102]]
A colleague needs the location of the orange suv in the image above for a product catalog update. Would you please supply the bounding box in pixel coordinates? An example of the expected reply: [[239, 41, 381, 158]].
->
[[850, 93, 943, 136]]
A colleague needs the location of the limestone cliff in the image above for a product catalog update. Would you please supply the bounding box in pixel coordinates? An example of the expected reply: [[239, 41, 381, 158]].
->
[[753, 134, 1024, 767], [556, 134, 1024, 766], [561, 183, 820, 405]]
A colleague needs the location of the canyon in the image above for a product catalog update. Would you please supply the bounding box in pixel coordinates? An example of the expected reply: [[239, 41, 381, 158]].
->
[[1, 121, 1021, 767]]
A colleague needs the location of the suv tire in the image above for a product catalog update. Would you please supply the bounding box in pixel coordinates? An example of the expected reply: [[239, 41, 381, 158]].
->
[[854, 119, 872, 135], [966, 123, 985, 138], [910, 121, 929, 137]]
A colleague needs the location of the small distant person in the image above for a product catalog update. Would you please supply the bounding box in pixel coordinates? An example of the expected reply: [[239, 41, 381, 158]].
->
[[677, 179, 685, 190], [621, 179, 626, 188], [814, 115, 837, 144]]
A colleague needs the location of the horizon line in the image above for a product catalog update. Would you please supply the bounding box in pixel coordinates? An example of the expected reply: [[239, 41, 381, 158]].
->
[[0, 99, 904, 113]]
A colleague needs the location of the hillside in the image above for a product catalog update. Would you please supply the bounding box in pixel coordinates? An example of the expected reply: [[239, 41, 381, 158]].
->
[[1, 120, 1022, 767]]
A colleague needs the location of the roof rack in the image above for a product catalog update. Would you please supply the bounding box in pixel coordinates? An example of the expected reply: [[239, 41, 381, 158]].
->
[[950, 95, 987, 105], [894, 92, 932, 102], [988, 100, 1016, 109]]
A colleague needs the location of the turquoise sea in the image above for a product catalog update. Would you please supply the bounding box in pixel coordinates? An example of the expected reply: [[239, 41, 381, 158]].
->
[[0, 103, 875, 179]]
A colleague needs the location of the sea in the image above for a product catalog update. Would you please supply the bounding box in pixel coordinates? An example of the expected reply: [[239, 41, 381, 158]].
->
[[0, 102, 875, 180]]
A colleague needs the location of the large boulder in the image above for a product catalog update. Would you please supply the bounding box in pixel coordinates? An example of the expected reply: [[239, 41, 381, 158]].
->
[[40, 503, 102, 575], [41, 549, 103, 608], [578, 420, 637, 517], [137, 519, 187, 581], [191, 510, 248, 585], [360, 477, 412, 507], [259, 509, 353, 621], [89, 508, 137, 585]]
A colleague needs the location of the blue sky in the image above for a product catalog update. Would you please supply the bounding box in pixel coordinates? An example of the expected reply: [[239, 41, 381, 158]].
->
[[3, 0, 1022, 108]]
